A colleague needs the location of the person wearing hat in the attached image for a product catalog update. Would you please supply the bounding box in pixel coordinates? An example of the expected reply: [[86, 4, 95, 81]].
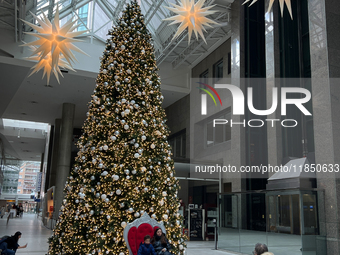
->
[[0, 231, 27, 255]]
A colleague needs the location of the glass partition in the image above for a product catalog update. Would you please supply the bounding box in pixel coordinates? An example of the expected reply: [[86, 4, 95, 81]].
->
[[218, 189, 326, 255]]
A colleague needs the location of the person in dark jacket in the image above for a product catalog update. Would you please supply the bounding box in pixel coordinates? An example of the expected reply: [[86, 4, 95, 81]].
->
[[138, 235, 157, 255], [151, 228, 174, 255], [1, 232, 27, 255]]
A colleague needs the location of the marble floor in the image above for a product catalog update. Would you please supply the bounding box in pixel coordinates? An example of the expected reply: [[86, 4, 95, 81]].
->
[[1, 214, 239, 255]]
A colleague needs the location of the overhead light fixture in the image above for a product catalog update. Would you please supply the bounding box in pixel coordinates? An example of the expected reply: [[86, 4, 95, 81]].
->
[[20, 7, 89, 84]]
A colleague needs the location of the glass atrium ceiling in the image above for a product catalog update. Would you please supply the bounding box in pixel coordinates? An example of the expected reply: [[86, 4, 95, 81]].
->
[[34, 0, 178, 45], [23, 0, 232, 67]]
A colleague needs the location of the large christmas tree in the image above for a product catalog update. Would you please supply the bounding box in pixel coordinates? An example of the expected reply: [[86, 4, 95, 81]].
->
[[48, 1, 186, 254]]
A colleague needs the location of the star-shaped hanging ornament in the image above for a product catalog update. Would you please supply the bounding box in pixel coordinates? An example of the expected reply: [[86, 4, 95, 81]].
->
[[25, 45, 75, 84], [21, 7, 89, 84], [163, 0, 218, 44], [243, 0, 293, 19]]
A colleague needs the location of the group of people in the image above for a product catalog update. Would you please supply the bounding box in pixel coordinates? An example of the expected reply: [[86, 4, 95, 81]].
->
[[138, 228, 174, 255], [0, 204, 24, 219], [0, 230, 274, 255], [0, 232, 28, 255], [11, 204, 24, 218]]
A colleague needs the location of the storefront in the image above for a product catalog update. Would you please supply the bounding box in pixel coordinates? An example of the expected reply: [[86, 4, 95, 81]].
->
[[218, 189, 325, 255], [43, 186, 55, 228]]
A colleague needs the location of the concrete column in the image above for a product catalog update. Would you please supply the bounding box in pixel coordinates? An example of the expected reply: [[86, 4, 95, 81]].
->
[[48, 119, 62, 188], [53, 103, 75, 220], [230, 0, 247, 231], [308, 0, 340, 253], [38, 152, 44, 195]]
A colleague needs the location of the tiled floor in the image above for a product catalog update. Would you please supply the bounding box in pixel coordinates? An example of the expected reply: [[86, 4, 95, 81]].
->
[[1, 214, 239, 255], [186, 242, 241, 255], [0, 214, 52, 255], [1, 214, 321, 255], [218, 227, 319, 255]]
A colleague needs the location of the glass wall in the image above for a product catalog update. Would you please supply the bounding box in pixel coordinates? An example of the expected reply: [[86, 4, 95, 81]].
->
[[1, 157, 21, 194], [218, 189, 326, 255], [279, 0, 315, 158]]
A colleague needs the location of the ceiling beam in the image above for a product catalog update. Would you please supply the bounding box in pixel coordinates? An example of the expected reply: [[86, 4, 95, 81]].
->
[[0, 5, 13, 11], [96, 0, 114, 22], [111, 0, 125, 26], [189, 30, 231, 69], [0, 17, 13, 27], [172, 27, 222, 69], [145, 0, 164, 25]]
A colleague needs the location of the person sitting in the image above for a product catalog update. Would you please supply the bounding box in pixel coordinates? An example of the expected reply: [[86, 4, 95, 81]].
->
[[262, 252, 274, 255], [138, 235, 156, 255], [151, 228, 174, 255], [0, 231, 27, 255], [252, 243, 269, 255]]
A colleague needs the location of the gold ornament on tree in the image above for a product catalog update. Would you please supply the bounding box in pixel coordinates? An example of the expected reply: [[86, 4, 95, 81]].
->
[[163, 0, 217, 44], [21, 7, 89, 84], [243, 0, 293, 19]]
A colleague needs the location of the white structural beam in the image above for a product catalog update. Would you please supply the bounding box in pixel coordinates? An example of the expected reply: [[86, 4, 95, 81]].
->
[[145, 0, 164, 25], [172, 27, 222, 69], [111, 0, 125, 26]]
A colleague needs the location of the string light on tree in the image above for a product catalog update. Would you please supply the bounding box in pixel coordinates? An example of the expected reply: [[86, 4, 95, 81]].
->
[[47, 1, 186, 254]]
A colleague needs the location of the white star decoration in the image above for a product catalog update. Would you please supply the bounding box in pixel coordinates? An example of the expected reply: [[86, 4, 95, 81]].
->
[[164, 0, 217, 44], [21, 8, 88, 84], [243, 0, 293, 19], [25, 45, 75, 84]]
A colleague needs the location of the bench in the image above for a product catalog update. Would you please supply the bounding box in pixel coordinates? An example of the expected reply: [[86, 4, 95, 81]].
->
[[123, 213, 166, 255]]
